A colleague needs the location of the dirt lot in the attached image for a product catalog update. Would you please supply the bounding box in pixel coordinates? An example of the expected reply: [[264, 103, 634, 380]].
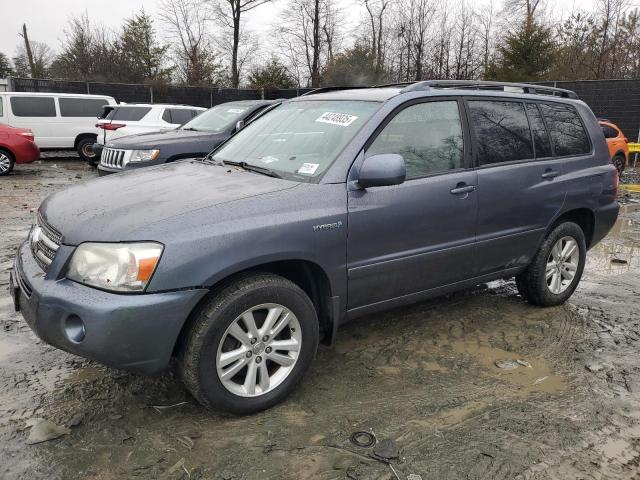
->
[[1, 159, 640, 480]]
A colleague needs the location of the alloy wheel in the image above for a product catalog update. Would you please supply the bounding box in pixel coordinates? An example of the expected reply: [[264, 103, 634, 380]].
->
[[546, 236, 579, 294], [0, 153, 11, 173], [216, 303, 302, 397], [82, 143, 96, 158]]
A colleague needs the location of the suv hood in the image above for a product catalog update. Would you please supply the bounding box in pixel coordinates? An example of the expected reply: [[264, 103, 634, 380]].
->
[[108, 129, 227, 150], [41, 160, 298, 245]]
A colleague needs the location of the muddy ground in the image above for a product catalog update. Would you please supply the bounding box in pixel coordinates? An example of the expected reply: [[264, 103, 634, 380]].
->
[[1, 158, 640, 480]]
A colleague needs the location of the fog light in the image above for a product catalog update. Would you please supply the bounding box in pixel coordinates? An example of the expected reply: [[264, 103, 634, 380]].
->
[[65, 315, 86, 343]]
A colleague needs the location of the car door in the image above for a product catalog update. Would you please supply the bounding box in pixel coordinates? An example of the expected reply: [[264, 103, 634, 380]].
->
[[346, 98, 478, 311], [469, 99, 569, 275]]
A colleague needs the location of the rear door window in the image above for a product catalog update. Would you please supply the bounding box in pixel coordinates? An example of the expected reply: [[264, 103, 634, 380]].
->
[[59, 97, 109, 117], [106, 106, 151, 121], [163, 108, 196, 125], [10, 96, 56, 117], [539, 103, 590, 156], [366, 100, 464, 178], [467, 100, 533, 165], [526, 103, 553, 158]]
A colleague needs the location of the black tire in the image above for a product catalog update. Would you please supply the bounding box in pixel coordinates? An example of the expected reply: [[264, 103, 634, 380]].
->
[[613, 154, 625, 176], [0, 148, 15, 176], [77, 137, 98, 166], [516, 222, 586, 307], [179, 273, 319, 414]]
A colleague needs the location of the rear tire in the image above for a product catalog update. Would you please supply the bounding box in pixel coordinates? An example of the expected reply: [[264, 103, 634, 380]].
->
[[516, 222, 586, 306], [77, 137, 98, 166], [179, 273, 319, 414], [0, 149, 15, 176], [613, 154, 625, 176]]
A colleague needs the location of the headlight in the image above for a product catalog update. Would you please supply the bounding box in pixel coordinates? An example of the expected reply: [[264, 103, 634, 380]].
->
[[67, 242, 163, 292], [128, 149, 160, 163]]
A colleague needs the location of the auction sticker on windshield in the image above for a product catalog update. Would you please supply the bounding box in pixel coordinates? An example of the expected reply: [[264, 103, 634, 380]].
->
[[298, 163, 319, 175], [316, 112, 358, 127]]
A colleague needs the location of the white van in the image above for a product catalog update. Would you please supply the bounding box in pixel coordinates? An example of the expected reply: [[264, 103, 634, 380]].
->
[[0, 92, 117, 162]]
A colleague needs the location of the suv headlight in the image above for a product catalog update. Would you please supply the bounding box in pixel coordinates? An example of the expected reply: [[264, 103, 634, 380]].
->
[[128, 149, 160, 163], [67, 242, 163, 292]]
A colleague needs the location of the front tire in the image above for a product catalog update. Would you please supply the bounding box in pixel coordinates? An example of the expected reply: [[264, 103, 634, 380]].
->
[[0, 149, 15, 176], [179, 274, 319, 414], [77, 137, 98, 166], [516, 222, 586, 306]]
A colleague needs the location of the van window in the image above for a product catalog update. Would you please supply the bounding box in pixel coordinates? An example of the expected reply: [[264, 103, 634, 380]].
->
[[366, 101, 464, 178], [106, 106, 151, 121], [539, 103, 590, 156], [59, 98, 109, 117], [10, 96, 56, 117], [526, 103, 552, 158], [468, 100, 533, 165], [162, 108, 197, 125]]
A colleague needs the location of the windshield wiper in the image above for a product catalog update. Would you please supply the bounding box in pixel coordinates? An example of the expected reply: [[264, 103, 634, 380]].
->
[[225, 161, 283, 179], [181, 127, 200, 131]]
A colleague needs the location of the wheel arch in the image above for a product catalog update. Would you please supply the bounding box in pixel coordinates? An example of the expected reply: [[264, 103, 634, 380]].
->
[[74, 133, 97, 149], [173, 259, 336, 358], [548, 208, 595, 249]]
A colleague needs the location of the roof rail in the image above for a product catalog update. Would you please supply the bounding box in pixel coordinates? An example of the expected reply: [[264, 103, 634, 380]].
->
[[399, 80, 579, 99], [301, 86, 368, 96]]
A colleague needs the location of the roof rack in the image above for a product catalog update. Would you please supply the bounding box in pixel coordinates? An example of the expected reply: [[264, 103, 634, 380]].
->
[[399, 80, 579, 99], [301, 86, 368, 96]]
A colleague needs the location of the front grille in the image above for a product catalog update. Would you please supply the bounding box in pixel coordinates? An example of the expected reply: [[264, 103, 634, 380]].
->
[[101, 148, 127, 169], [30, 214, 62, 272]]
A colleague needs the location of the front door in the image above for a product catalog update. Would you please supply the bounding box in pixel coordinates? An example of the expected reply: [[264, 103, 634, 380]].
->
[[347, 99, 478, 311]]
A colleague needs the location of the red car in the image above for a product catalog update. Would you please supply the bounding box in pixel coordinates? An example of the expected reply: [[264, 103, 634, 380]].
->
[[0, 123, 40, 176]]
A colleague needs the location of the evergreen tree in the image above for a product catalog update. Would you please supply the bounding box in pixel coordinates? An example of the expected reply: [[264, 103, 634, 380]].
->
[[248, 58, 296, 88], [0, 53, 14, 78], [116, 10, 173, 82]]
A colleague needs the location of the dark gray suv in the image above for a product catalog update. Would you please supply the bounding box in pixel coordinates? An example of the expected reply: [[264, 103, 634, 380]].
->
[[10, 81, 619, 414]]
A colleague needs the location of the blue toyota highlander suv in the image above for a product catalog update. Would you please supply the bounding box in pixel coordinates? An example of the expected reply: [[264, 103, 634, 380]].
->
[[10, 81, 619, 413]]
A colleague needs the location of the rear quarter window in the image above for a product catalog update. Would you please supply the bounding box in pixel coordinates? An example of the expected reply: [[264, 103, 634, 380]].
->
[[539, 103, 591, 156], [107, 106, 152, 121], [163, 108, 197, 125], [10, 96, 56, 117], [59, 98, 109, 117]]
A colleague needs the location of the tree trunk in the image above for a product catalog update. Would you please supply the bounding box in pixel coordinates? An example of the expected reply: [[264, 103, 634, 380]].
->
[[232, 4, 241, 88], [311, 0, 321, 87]]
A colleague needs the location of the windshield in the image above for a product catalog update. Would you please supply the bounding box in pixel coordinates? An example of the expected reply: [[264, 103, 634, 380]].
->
[[181, 103, 252, 132], [213, 100, 381, 181]]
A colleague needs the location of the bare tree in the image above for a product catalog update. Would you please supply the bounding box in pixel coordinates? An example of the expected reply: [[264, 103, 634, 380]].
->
[[361, 0, 390, 73], [209, 0, 273, 87], [277, 0, 341, 86], [159, 0, 221, 85]]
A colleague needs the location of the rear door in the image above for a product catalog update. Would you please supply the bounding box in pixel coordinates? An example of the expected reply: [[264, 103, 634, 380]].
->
[[346, 98, 478, 311], [469, 99, 569, 275]]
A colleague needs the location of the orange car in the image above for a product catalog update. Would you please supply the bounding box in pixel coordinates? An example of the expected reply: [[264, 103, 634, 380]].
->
[[599, 119, 629, 174]]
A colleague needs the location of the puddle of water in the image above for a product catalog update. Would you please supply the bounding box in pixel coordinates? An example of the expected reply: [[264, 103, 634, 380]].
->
[[586, 203, 640, 275], [450, 339, 565, 395]]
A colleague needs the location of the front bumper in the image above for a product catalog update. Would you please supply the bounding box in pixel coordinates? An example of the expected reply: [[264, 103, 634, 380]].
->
[[12, 241, 208, 374]]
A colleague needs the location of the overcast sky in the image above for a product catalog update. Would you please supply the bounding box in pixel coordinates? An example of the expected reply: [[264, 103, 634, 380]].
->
[[0, 0, 616, 61]]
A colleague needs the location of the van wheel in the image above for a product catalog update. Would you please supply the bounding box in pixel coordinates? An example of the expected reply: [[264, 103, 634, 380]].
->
[[613, 154, 625, 175], [516, 222, 586, 307], [0, 149, 15, 176], [179, 273, 318, 414], [77, 137, 98, 165]]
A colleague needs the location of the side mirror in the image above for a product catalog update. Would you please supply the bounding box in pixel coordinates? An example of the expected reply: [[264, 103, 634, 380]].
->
[[357, 154, 406, 189], [235, 120, 245, 132]]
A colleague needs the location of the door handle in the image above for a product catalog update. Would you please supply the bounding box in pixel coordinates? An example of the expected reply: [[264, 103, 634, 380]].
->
[[541, 170, 559, 179], [450, 184, 476, 195]]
